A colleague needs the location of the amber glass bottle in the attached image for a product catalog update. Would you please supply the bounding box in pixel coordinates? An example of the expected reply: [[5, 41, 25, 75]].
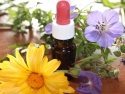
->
[[51, 38, 76, 80], [51, 0, 76, 80], [51, 38, 76, 70]]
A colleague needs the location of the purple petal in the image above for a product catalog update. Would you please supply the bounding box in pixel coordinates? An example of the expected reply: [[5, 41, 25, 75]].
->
[[70, 5, 76, 12], [87, 11, 103, 26], [77, 86, 97, 94], [84, 26, 100, 42], [77, 86, 101, 94], [121, 59, 125, 65], [107, 22, 124, 38], [93, 74, 102, 91], [77, 71, 102, 94], [70, 12, 78, 19], [97, 33, 114, 48], [79, 71, 93, 81], [44, 23, 52, 34], [103, 9, 119, 26]]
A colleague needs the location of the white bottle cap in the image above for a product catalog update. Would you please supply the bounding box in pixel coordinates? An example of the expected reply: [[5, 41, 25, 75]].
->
[[52, 20, 75, 40]]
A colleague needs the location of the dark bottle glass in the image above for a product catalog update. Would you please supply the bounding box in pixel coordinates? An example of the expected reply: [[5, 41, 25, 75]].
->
[[51, 38, 76, 80]]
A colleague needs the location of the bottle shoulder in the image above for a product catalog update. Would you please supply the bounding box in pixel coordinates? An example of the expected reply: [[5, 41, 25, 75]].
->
[[52, 38, 75, 46], [52, 42, 76, 48]]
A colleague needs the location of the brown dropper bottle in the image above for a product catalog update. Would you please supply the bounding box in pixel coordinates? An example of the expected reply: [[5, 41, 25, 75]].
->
[[51, 0, 76, 80]]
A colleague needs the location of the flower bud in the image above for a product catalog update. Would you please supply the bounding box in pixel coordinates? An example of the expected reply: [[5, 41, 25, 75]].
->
[[113, 69, 120, 77], [120, 45, 125, 53], [113, 51, 121, 57], [108, 69, 120, 78], [68, 68, 81, 78]]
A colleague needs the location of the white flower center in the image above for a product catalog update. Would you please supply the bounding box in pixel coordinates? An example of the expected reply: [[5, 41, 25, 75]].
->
[[87, 80, 92, 85], [95, 21, 107, 32]]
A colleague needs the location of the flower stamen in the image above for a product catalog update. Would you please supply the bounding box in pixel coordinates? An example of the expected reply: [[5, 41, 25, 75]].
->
[[79, 76, 92, 88], [27, 72, 44, 89], [95, 21, 107, 32]]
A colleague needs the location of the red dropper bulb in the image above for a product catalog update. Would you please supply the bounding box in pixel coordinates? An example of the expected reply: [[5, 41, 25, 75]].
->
[[56, 0, 70, 25]]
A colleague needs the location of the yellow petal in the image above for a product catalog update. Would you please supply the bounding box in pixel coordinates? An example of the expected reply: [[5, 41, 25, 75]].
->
[[32, 46, 45, 72], [0, 82, 20, 94], [60, 86, 75, 93], [44, 80, 60, 94], [36, 86, 52, 94], [15, 49, 29, 70], [44, 59, 61, 74], [26, 43, 36, 71], [0, 69, 30, 83], [19, 82, 36, 94], [45, 71, 69, 87], [26, 43, 45, 72], [0, 61, 11, 69], [39, 56, 48, 74], [7, 54, 26, 71]]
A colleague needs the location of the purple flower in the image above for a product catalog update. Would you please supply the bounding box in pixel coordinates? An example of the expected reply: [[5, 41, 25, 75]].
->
[[77, 71, 102, 94], [44, 23, 52, 34], [85, 9, 124, 48], [121, 59, 125, 65], [45, 5, 78, 34], [70, 5, 78, 19]]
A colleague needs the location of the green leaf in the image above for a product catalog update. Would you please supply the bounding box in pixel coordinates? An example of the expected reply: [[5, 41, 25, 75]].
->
[[7, 8, 17, 19], [76, 42, 84, 57], [108, 71, 115, 77], [100, 47, 112, 63], [107, 58, 117, 64], [108, 69, 119, 78], [113, 51, 121, 57], [47, 10, 53, 22], [101, 0, 121, 8], [40, 34, 50, 40], [101, 0, 115, 8], [120, 45, 125, 53], [101, 70, 108, 78], [8, 43, 28, 49], [105, 48, 112, 55], [79, 15, 87, 20]]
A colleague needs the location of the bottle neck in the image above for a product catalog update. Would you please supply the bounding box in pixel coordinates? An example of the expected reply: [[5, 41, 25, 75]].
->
[[53, 38, 74, 47]]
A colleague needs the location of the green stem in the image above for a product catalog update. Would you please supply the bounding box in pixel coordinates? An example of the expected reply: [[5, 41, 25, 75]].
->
[[81, 1, 96, 12], [84, 45, 92, 56], [77, 18, 85, 30], [120, 7, 125, 27], [56, 70, 69, 74], [82, 65, 105, 69], [76, 54, 101, 66], [92, 61, 98, 73]]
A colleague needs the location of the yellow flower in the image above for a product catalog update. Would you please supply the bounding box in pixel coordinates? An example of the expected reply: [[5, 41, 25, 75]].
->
[[0, 43, 75, 94]]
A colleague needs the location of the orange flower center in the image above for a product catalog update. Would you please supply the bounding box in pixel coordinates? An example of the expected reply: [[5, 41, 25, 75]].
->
[[27, 72, 44, 89]]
